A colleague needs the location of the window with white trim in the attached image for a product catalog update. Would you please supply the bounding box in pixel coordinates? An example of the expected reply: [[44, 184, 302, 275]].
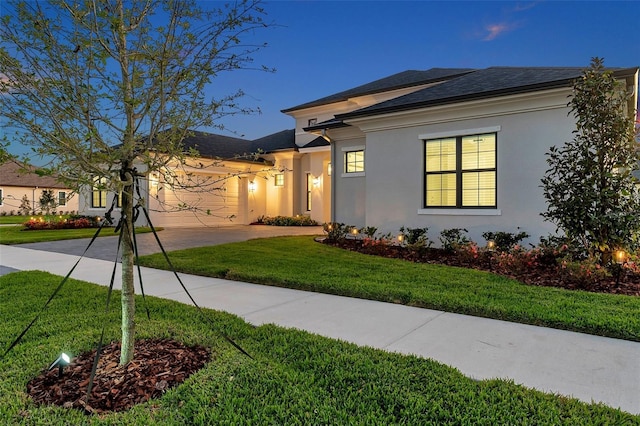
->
[[424, 133, 496, 208], [92, 177, 107, 208], [58, 191, 67, 206], [345, 150, 364, 173]]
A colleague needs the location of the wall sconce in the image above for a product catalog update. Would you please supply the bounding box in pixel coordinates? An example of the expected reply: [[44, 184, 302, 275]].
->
[[248, 181, 256, 192], [149, 172, 159, 187], [313, 177, 321, 188], [49, 353, 71, 378], [327, 162, 332, 176]]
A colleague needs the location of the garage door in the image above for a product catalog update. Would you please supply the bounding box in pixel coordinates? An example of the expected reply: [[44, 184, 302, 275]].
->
[[152, 173, 240, 227]]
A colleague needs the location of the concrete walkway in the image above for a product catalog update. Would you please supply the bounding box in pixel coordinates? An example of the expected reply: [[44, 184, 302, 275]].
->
[[1, 238, 639, 415]]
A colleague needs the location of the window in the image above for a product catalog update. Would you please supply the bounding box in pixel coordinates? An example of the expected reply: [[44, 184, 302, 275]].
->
[[92, 177, 107, 208], [274, 173, 284, 187], [424, 133, 496, 208], [58, 191, 66, 207], [308, 118, 317, 127], [345, 150, 365, 173], [306, 173, 312, 211]]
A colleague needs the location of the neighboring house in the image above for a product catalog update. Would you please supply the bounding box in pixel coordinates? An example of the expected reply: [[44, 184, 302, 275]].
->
[[0, 160, 78, 215], [79, 130, 330, 227], [284, 66, 639, 244]]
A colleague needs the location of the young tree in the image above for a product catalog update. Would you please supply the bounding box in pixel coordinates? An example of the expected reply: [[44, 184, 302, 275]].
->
[[541, 58, 640, 262], [39, 189, 57, 215], [1, 0, 273, 364]]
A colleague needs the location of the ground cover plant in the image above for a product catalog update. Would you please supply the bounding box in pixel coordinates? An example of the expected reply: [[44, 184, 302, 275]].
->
[[137, 236, 640, 341], [1, 271, 637, 424]]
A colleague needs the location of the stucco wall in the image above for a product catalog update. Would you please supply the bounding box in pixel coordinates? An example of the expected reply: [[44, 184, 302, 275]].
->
[[0, 186, 78, 215], [337, 90, 576, 246]]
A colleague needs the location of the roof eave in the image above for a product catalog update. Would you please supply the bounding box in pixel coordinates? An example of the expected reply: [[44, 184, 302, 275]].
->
[[338, 78, 579, 120]]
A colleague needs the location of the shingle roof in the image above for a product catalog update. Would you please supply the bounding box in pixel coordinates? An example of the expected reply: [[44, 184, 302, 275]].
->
[[178, 131, 254, 159], [0, 160, 68, 188], [300, 136, 330, 149], [251, 129, 297, 152], [281, 68, 476, 113], [338, 66, 638, 119]]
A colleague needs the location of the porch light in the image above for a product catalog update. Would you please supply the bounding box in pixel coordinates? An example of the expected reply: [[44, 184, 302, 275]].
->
[[49, 352, 71, 378], [248, 181, 256, 192]]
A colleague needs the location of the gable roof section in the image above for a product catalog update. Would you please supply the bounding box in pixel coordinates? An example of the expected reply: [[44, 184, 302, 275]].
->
[[178, 131, 253, 159], [281, 68, 476, 113], [0, 160, 68, 188], [338, 66, 639, 120], [251, 129, 297, 152]]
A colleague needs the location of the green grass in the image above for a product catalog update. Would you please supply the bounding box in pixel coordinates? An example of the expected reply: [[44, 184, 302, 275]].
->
[[0, 215, 32, 225], [0, 225, 157, 244], [1, 271, 637, 424], [137, 236, 640, 342]]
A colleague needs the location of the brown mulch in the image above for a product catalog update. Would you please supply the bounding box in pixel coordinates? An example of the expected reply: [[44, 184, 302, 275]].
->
[[27, 338, 210, 415], [324, 238, 640, 297]]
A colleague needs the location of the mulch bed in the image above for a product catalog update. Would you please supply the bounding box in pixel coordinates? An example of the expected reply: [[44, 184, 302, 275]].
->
[[323, 238, 639, 297], [27, 338, 210, 414]]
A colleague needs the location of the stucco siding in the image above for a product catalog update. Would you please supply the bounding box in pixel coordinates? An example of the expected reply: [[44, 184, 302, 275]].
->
[[338, 90, 577, 245]]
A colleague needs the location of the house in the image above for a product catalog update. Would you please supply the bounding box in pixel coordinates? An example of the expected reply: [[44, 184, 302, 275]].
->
[[78, 130, 330, 228], [0, 160, 78, 215], [80, 64, 639, 243], [284, 66, 639, 244]]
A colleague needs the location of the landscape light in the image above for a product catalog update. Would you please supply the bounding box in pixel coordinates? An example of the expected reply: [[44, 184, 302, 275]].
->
[[614, 249, 627, 264], [487, 240, 496, 251], [48, 353, 71, 378], [397, 234, 404, 243]]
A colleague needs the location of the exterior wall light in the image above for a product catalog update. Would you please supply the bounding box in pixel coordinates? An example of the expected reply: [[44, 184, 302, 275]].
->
[[313, 177, 321, 188], [49, 353, 71, 378], [248, 181, 256, 192]]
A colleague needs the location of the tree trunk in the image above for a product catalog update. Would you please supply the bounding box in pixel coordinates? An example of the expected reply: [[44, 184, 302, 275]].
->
[[119, 177, 136, 365]]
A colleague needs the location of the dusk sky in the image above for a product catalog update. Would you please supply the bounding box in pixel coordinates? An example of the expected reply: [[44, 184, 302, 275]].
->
[[4, 0, 639, 158], [215, 0, 639, 140]]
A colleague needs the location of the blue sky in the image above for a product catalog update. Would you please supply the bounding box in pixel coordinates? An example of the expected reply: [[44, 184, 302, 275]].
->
[[4, 0, 639, 158], [215, 0, 639, 140]]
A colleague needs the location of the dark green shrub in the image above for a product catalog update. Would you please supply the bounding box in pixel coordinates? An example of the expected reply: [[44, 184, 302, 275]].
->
[[323, 222, 350, 242], [399, 226, 432, 248], [482, 230, 529, 252], [440, 228, 470, 252], [262, 215, 318, 226]]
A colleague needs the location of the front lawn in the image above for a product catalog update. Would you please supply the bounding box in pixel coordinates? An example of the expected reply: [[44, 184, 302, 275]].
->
[[0, 225, 156, 245], [137, 236, 640, 341], [1, 271, 636, 424]]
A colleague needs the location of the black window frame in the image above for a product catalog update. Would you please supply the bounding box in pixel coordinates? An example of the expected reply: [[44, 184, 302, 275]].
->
[[423, 133, 497, 209]]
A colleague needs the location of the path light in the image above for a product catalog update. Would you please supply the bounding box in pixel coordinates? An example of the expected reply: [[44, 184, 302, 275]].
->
[[351, 227, 359, 237], [397, 233, 404, 244], [313, 177, 321, 188], [486, 240, 496, 272], [49, 353, 71, 378], [614, 249, 627, 287]]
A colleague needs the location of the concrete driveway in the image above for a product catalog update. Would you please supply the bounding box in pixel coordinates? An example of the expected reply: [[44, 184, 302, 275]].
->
[[13, 225, 324, 261]]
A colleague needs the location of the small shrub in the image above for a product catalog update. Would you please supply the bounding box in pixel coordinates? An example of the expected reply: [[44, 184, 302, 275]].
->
[[440, 228, 470, 252], [558, 257, 610, 287], [399, 226, 432, 248], [360, 226, 378, 239], [482, 230, 529, 252], [260, 215, 318, 226], [323, 222, 350, 242]]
